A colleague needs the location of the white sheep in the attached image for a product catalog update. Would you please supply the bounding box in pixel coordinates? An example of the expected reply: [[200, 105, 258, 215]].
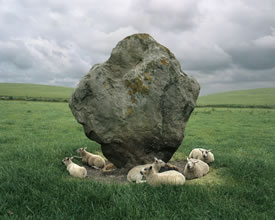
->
[[62, 157, 87, 178], [76, 147, 106, 169], [189, 148, 214, 164], [127, 157, 166, 183], [183, 158, 209, 180], [140, 166, 185, 186]]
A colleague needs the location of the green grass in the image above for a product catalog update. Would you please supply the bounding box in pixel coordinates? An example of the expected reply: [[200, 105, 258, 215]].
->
[[0, 101, 274, 219], [198, 88, 275, 108], [0, 83, 73, 102]]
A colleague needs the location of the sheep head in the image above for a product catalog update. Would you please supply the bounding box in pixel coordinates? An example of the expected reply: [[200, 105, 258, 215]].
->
[[140, 166, 153, 177], [76, 147, 87, 154], [153, 157, 166, 168], [202, 149, 212, 159], [186, 158, 199, 170], [62, 157, 73, 166]]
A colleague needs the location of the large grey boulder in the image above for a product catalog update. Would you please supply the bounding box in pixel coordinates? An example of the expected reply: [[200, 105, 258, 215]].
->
[[69, 33, 200, 168]]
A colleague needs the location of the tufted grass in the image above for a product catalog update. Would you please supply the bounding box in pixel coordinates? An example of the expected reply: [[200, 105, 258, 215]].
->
[[0, 101, 275, 219]]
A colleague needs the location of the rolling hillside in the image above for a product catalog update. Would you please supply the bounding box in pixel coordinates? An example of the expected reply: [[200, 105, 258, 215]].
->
[[0, 83, 275, 107], [197, 88, 275, 108], [0, 83, 73, 102]]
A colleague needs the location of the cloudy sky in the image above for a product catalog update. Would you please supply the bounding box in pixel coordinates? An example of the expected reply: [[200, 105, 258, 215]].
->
[[0, 0, 274, 95]]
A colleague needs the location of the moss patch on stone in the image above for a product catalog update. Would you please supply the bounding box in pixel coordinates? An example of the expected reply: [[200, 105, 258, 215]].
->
[[125, 77, 149, 96], [160, 59, 168, 66], [144, 72, 152, 81], [127, 106, 133, 116]]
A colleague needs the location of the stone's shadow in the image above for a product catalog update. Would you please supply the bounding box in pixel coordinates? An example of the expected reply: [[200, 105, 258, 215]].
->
[[85, 160, 230, 186], [85, 160, 188, 184]]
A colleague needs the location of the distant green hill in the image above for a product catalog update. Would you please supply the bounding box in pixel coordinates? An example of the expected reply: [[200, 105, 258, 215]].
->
[[1, 83, 275, 108], [197, 88, 275, 108], [0, 83, 73, 102]]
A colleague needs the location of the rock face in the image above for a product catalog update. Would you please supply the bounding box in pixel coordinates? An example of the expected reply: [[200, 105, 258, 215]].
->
[[69, 33, 200, 168]]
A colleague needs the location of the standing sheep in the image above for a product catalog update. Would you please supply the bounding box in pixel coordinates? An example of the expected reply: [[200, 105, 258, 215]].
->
[[141, 166, 185, 186], [62, 157, 87, 178], [127, 157, 166, 183], [183, 158, 209, 180], [189, 148, 214, 164], [76, 147, 106, 169]]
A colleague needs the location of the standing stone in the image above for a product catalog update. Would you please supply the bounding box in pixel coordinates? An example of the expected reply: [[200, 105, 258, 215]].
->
[[69, 33, 200, 168]]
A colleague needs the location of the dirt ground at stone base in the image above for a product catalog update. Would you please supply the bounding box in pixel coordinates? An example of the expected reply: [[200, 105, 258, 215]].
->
[[84, 160, 188, 184]]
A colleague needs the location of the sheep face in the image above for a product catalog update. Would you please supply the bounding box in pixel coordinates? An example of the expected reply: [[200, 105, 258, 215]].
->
[[62, 157, 73, 166], [76, 147, 87, 154], [140, 166, 153, 177], [201, 149, 212, 160], [202, 150, 208, 159], [154, 157, 166, 167], [186, 158, 198, 170]]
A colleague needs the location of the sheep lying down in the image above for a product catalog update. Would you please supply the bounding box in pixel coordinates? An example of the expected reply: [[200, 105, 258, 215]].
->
[[76, 147, 105, 169], [189, 148, 214, 164], [183, 158, 209, 180], [141, 166, 185, 186], [62, 157, 87, 178], [127, 157, 166, 183]]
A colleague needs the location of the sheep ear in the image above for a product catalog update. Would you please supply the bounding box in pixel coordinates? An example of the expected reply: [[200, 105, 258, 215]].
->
[[84, 147, 87, 150], [187, 157, 190, 161], [70, 157, 74, 160], [208, 149, 212, 152], [149, 166, 153, 170], [154, 157, 158, 161], [194, 160, 199, 164]]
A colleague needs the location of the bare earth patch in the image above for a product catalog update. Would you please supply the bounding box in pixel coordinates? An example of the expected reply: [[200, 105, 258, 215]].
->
[[84, 160, 226, 186], [84, 160, 188, 184]]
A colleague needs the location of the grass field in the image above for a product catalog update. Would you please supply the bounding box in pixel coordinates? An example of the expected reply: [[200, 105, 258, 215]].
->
[[0, 99, 274, 219], [0, 83, 73, 102], [197, 88, 275, 108]]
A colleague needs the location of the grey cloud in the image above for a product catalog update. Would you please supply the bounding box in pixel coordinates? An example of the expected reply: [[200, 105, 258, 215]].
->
[[0, 0, 274, 95], [226, 33, 275, 70], [179, 44, 232, 72], [228, 0, 275, 39], [228, 46, 275, 70], [140, 0, 201, 32], [228, 68, 275, 84], [130, 0, 200, 33], [0, 41, 33, 69], [190, 67, 275, 95]]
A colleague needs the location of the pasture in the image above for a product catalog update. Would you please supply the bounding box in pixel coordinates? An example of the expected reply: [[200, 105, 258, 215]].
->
[[0, 84, 275, 219], [197, 88, 275, 108], [0, 83, 73, 102]]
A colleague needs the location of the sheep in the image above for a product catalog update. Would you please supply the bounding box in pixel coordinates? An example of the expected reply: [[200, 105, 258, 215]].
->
[[140, 166, 185, 186], [76, 147, 106, 169], [189, 148, 214, 164], [127, 157, 166, 183], [62, 157, 87, 178], [183, 158, 209, 180]]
